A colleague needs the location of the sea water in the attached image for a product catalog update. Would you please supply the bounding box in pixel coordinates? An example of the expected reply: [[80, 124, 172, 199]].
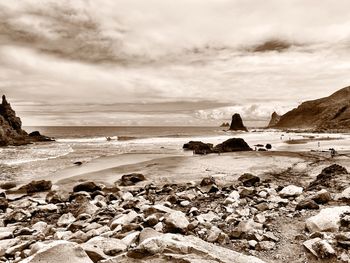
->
[[0, 126, 349, 182]]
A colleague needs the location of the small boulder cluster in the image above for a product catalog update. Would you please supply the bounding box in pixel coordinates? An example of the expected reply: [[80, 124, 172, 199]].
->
[[183, 138, 252, 155]]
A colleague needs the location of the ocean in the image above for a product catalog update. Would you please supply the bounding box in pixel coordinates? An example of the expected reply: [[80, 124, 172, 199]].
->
[[0, 126, 228, 182], [1, 126, 349, 183]]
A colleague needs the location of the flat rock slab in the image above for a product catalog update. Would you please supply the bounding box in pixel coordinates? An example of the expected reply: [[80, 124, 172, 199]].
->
[[21, 241, 93, 263]]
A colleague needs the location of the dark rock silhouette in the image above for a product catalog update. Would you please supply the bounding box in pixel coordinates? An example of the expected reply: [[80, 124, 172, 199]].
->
[[229, 113, 248, 131], [0, 95, 53, 146], [183, 141, 214, 155], [267, 112, 281, 128], [214, 138, 252, 152], [273, 86, 350, 130], [220, 122, 230, 127], [183, 138, 252, 155]]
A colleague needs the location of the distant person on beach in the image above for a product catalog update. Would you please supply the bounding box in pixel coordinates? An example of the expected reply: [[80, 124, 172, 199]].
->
[[318, 142, 320, 148], [330, 148, 336, 158]]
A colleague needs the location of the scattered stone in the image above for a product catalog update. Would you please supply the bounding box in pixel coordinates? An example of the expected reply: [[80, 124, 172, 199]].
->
[[164, 211, 189, 233], [306, 206, 350, 232], [311, 189, 332, 204], [57, 213, 76, 227], [73, 182, 102, 193], [19, 180, 52, 193], [238, 173, 260, 187], [118, 173, 146, 186], [296, 199, 319, 210], [279, 185, 303, 198]]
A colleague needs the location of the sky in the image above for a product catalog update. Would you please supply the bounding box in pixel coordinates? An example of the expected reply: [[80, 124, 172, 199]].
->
[[1, 0, 350, 126]]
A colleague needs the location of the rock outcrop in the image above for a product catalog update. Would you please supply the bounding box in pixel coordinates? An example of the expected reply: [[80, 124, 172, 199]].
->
[[0, 95, 52, 146], [267, 111, 281, 128], [272, 86, 350, 130], [229, 113, 248, 131], [183, 138, 252, 155], [220, 122, 230, 127]]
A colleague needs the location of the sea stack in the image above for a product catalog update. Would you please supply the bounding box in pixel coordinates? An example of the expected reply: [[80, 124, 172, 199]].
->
[[267, 111, 281, 128], [229, 113, 248, 131], [0, 95, 52, 146]]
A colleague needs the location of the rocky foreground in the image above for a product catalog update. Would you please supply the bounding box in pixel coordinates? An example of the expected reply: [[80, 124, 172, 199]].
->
[[1, 165, 350, 262]]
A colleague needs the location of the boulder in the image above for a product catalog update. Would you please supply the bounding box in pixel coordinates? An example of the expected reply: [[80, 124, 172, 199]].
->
[[306, 206, 350, 232], [311, 189, 332, 204], [238, 173, 260, 187], [183, 141, 214, 155], [73, 182, 102, 193], [81, 236, 127, 257], [21, 241, 93, 263], [118, 173, 146, 186], [164, 211, 189, 233], [279, 185, 303, 198], [214, 138, 252, 152], [57, 213, 76, 227], [19, 180, 52, 193], [296, 199, 319, 210], [303, 238, 336, 259], [0, 198, 8, 211], [229, 113, 248, 131], [127, 233, 266, 263], [308, 164, 348, 190]]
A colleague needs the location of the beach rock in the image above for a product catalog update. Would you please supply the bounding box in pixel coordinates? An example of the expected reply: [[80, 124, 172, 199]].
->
[[28, 131, 53, 142], [22, 241, 93, 263], [308, 164, 348, 190], [279, 185, 303, 198], [340, 187, 350, 201], [0, 198, 8, 211], [214, 138, 252, 152], [0, 182, 16, 190], [127, 233, 266, 263], [311, 189, 332, 204], [110, 211, 138, 230], [183, 141, 214, 154], [303, 238, 335, 259], [306, 206, 350, 232], [73, 182, 102, 193], [82, 236, 127, 257], [119, 173, 146, 186], [230, 220, 263, 239], [0, 238, 19, 256], [256, 241, 275, 251], [164, 211, 189, 233], [229, 113, 248, 131], [296, 199, 319, 210], [238, 173, 260, 187], [20, 180, 52, 193], [57, 213, 76, 227]]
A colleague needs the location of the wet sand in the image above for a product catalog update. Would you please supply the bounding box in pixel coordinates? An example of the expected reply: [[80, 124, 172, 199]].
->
[[46, 150, 348, 191]]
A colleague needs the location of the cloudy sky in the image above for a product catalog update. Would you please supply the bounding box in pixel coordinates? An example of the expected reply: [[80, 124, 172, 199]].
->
[[1, 0, 350, 126]]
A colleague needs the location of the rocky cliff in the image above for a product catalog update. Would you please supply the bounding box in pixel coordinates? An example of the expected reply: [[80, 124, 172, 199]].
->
[[267, 111, 281, 128], [229, 113, 248, 131], [0, 95, 52, 146], [272, 86, 350, 130]]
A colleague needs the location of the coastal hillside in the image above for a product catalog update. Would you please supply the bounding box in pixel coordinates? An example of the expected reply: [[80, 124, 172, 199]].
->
[[0, 95, 51, 146], [270, 86, 350, 130]]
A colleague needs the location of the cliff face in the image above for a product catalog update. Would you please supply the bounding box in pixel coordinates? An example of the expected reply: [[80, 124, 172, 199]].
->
[[0, 95, 52, 146], [273, 86, 350, 130], [267, 111, 281, 128], [229, 113, 248, 131], [0, 95, 28, 146]]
